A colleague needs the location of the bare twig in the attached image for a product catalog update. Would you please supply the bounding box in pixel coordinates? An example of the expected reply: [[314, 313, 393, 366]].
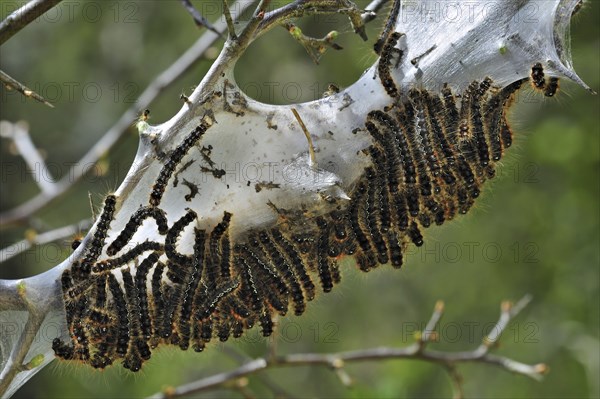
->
[[0, 1, 255, 227], [362, 0, 389, 23], [0, 218, 92, 264], [0, 71, 54, 108], [418, 299, 444, 348], [180, 0, 222, 37], [0, 278, 62, 396], [291, 108, 317, 168], [147, 296, 546, 399], [147, 358, 268, 399], [222, 0, 237, 39], [284, 22, 342, 64], [0, 121, 57, 196], [444, 363, 465, 399], [257, 0, 368, 41], [0, 0, 63, 45], [221, 346, 296, 399], [236, 0, 272, 48]]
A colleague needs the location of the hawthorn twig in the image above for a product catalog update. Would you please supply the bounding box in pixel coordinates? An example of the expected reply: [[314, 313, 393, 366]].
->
[[257, 0, 369, 41], [0, 218, 92, 264], [180, 0, 222, 37], [221, 346, 296, 399], [236, 0, 272, 48], [0, 0, 63, 45], [362, 0, 389, 23], [0, 71, 54, 108], [147, 296, 547, 399], [0, 278, 63, 396], [0, 121, 57, 196], [222, 0, 237, 39], [284, 22, 343, 64]]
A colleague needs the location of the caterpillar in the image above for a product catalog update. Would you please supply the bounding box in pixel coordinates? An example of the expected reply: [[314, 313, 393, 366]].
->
[[106, 206, 168, 256], [530, 62, 560, 97], [150, 121, 211, 207], [54, 0, 561, 367], [55, 68, 550, 371], [73, 195, 116, 278]]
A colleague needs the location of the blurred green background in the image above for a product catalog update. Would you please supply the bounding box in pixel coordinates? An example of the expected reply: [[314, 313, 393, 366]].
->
[[1, 1, 598, 398]]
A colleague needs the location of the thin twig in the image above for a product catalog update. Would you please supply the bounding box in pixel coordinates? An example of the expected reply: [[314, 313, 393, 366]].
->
[[221, 346, 298, 399], [258, 0, 366, 40], [291, 108, 317, 168], [0, 277, 62, 396], [180, 0, 222, 37], [0, 70, 54, 108], [146, 359, 268, 399], [420, 299, 444, 347], [147, 297, 546, 399], [444, 363, 464, 399], [0, 121, 57, 196], [236, 0, 271, 48], [0, 218, 92, 264], [0, 1, 255, 228], [258, 0, 390, 48], [0, 0, 63, 45], [222, 0, 237, 39], [362, 0, 390, 23]]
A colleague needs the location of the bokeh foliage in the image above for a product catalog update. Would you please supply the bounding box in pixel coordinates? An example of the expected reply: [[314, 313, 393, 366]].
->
[[0, 1, 598, 398]]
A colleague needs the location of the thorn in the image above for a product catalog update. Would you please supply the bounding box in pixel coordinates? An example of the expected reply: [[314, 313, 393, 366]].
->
[[291, 108, 317, 169], [88, 192, 96, 220]]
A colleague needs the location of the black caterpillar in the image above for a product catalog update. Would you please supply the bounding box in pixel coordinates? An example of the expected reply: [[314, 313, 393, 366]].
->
[[54, 35, 552, 370], [530, 62, 560, 97]]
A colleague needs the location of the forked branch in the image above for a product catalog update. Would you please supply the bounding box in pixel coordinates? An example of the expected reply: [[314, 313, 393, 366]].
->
[[0, 1, 255, 227], [0, 0, 385, 228], [148, 296, 547, 399]]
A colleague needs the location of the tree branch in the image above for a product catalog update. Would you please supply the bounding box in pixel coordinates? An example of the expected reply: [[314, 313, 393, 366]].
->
[[257, 0, 368, 41], [0, 70, 54, 108], [0, 121, 57, 196], [147, 296, 547, 399], [180, 0, 222, 37], [0, 0, 389, 228], [0, 218, 92, 264], [0, 1, 255, 228], [0, 0, 63, 45]]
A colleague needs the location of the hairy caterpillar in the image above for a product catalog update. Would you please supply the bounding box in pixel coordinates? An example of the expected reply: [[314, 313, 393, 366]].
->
[[51, 0, 578, 372], [530, 62, 561, 97], [54, 67, 538, 370]]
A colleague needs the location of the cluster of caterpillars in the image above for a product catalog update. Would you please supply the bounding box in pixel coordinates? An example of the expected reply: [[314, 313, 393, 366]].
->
[[54, 25, 558, 371]]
